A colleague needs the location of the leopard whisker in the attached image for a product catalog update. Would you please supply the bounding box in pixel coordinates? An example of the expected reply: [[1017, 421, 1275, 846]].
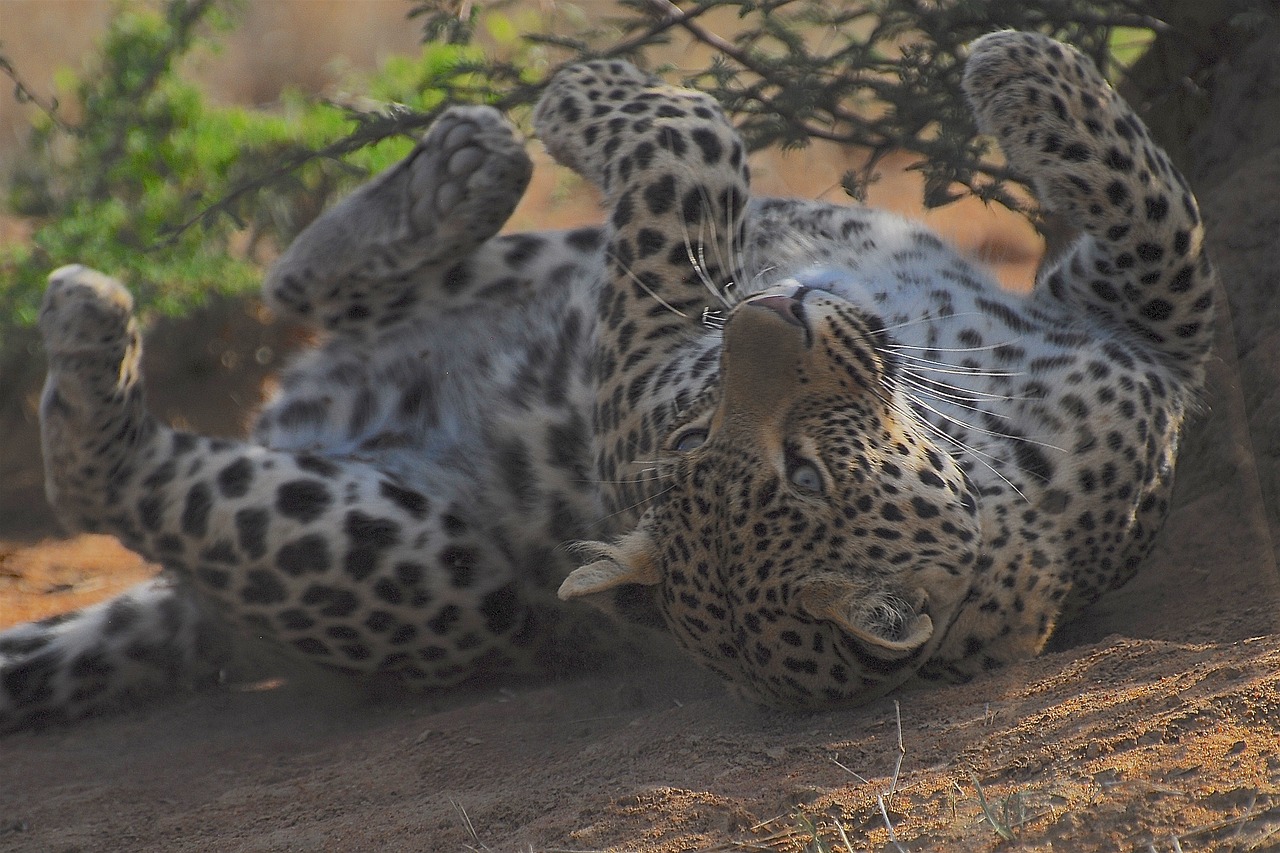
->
[[574, 466, 669, 487], [667, 157, 739, 312], [885, 339, 1026, 354], [880, 386, 1031, 504], [700, 308, 727, 330], [682, 224, 735, 311], [739, 263, 780, 302], [887, 351, 1026, 379], [595, 480, 679, 526], [906, 389, 1066, 453], [897, 373, 1005, 417], [876, 312, 992, 335], [698, 159, 739, 293], [898, 368, 1037, 404]]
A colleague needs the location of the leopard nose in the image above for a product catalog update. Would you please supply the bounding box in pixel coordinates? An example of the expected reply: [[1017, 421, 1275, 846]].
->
[[745, 291, 807, 328]]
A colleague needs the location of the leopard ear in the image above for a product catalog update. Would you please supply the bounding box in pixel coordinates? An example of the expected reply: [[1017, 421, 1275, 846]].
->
[[793, 577, 934, 654], [558, 528, 660, 605]]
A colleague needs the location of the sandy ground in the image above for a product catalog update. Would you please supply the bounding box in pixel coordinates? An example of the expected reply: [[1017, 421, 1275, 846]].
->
[[3, 5, 1280, 852], [2, 521, 1278, 852], [2, 635, 1279, 852]]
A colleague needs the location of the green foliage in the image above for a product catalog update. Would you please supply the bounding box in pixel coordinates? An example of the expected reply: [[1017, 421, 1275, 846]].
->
[[4, 0, 248, 325]]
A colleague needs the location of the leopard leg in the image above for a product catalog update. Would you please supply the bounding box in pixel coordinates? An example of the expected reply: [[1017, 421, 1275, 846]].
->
[[963, 31, 1216, 377], [8, 266, 536, 730], [0, 576, 228, 733], [264, 106, 533, 334], [533, 61, 752, 513], [924, 32, 1219, 675]]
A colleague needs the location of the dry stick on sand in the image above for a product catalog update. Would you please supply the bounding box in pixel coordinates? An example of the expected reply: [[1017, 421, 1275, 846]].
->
[[826, 700, 908, 852]]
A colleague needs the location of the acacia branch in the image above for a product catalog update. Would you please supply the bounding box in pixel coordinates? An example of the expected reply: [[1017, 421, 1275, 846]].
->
[[156, 105, 444, 246], [0, 50, 74, 133]]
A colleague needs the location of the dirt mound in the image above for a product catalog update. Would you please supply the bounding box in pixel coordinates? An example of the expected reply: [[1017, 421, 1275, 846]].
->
[[4, 633, 1278, 851]]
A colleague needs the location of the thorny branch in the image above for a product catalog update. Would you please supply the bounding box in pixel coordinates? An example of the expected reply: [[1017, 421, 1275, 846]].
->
[[161, 1, 730, 244], [0, 51, 73, 133]]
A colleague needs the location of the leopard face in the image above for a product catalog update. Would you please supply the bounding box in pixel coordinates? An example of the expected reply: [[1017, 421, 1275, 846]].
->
[[564, 286, 979, 708]]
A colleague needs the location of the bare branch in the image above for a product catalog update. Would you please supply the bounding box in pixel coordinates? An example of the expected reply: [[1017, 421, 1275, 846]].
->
[[0, 50, 74, 133]]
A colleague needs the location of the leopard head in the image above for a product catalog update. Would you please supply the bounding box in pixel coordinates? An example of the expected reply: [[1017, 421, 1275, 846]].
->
[[562, 285, 981, 708]]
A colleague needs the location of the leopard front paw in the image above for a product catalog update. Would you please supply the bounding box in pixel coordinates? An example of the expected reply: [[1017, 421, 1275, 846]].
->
[[39, 266, 151, 532]]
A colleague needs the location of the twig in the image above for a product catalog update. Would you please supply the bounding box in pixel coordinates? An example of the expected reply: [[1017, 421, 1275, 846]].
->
[[0, 51, 74, 133], [877, 794, 908, 853], [887, 699, 905, 811], [156, 105, 442, 245], [876, 700, 909, 852], [451, 798, 489, 851], [641, 0, 1031, 206]]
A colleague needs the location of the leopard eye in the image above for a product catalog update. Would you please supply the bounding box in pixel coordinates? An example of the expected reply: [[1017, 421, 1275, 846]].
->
[[672, 428, 708, 452], [788, 459, 824, 494]]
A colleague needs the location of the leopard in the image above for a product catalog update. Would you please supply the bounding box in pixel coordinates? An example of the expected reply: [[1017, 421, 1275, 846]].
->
[[0, 31, 1215, 730]]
